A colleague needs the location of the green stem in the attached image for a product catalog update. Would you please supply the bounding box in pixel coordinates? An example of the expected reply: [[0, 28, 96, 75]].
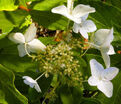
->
[[85, 42, 100, 49], [81, 45, 91, 57], [42, 81, 60, 104], [35, 72, 46, 81], [67, 19, 70, 31], [82, 80, 88, 82]]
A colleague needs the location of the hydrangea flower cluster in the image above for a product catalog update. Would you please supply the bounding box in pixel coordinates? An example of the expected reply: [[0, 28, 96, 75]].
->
[[8, 0, 119, 98]]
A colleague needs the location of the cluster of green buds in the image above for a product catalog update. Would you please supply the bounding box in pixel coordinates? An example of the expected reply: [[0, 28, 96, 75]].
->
[[37, 42, 83, 86]]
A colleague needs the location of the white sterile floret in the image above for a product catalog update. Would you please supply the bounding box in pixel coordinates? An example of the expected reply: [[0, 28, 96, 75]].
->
[[23, 76, 41, 92], [88, 59, 119, 98], [51, 3, 95, 24], [88, 59, 119, 97], [9, 23, 46, 57], [73, 14, 97, 39], [91, 28, 115, 68]]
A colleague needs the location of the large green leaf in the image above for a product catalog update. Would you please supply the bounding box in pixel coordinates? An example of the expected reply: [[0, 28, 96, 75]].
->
[[106, 0, 121, 9], [80, 98, 101, 104], [0, 64, 28, 104], [30, 0, 69, 30], [39, 37, 57, 45], [30, 10, 68, 30], [0, 10, 28, 39], [30, 0, 66, 11], [57, 85, 83, 104], [0, 38, 37, 72], [0, 0, 18, 11]]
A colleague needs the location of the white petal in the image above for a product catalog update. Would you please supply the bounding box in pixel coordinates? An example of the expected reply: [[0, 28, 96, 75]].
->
[[9, 33, 25, 44], [81, 20, 97, 33], [102, 28, 114, 47], [90, 59, 104, 78], [101, 67, 119, 81], [34, 83, 42, 92], [23, 76, 36, 88], [51, 5, 68, 17], [28, 39, 46, 53], [81, 14, 89, 22], [71, 16, 82, 24], [73, 22, 80, 33], [72, 4, 95, 18], [97, 81, 113, 98], [79, 27, 88, 39], [24, 23, 37, 42], [23, 76, 36, 83], [24, 80, 35, 88], [51, 5, 82, 23], [107, 45, 115, 55], [17, 44, 27, 57], [94, 29, 111, 46], [101, 51, 110, 68], [73, 20, 96, 39], [88, 76, 99, 86]]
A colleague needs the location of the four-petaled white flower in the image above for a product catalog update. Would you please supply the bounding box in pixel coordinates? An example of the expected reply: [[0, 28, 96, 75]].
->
[[51, 3, 95, 24], [73, 14, 97, 39], [9, 23, 46, 57], [91, 28, 115, 68], [88, 59, 119, 98], [23, 76, 41, 93]]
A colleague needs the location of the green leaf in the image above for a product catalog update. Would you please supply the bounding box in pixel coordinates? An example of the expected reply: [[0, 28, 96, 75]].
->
[[105, 0, 121, 10], [30, 0, 66, 11], [0, 38, 37, 72], [0, 10, 28, 39], [80, 98, 101, 104], [0, 64, 28, 104], [30, 10, 68, 30], [0, 0, 18, 11], [39, 37, 57, 45], [29, 0, 69, 30], [59, 85, 82, 104]]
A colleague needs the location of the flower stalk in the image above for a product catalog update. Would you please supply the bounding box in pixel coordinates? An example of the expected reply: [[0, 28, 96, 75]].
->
[[35, 72, 46, 81], [67, 0, 74, 14]]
